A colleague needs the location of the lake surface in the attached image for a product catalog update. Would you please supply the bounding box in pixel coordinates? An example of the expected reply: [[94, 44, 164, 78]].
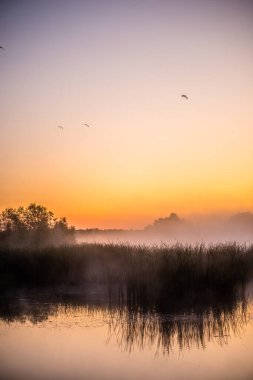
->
[[0, 287, 253, 380]]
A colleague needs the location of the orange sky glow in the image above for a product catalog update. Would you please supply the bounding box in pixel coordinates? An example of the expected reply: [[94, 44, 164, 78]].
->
[[0, 0, 252, 228]]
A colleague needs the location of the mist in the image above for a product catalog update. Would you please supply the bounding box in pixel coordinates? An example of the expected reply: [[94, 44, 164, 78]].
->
[[76, 212, 253, 246]]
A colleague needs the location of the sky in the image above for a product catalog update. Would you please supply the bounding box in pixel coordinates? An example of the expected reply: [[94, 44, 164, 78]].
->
[[0, 0, 253, 228]]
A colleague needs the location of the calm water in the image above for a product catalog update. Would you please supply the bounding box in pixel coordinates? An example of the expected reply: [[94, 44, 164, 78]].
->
[[0, 288, 253, 380]]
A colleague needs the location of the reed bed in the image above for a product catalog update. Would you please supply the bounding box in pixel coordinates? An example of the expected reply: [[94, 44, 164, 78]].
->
[[0, 243, 252, 306]]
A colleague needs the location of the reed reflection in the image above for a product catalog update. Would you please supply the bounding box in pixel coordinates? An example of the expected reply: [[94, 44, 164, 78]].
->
[[107, 300, 250, 354], [0, 289, 251, 355]]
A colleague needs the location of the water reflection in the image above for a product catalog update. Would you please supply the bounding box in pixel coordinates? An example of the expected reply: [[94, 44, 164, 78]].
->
[[107, 301, 250, 354], [0, 290, 252, 355]]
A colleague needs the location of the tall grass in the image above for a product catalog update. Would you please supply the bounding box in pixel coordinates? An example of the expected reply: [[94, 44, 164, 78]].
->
[[0, 243, 252, 307]]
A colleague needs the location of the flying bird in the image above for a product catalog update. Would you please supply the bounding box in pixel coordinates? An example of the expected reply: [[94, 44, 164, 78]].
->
[[181, 94, 189, 100], [81, 123, 90, 127], [57, 125, 63, 130]]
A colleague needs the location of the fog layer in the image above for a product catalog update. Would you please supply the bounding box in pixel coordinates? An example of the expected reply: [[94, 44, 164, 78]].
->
[[76, 212, 253, 246]]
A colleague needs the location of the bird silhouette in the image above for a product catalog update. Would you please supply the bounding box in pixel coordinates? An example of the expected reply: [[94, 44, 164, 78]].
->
[[81, 123, 90, 127], [57, 125, 63, 130], [0, 46, 4, 50], [181, 94, 189, 100]]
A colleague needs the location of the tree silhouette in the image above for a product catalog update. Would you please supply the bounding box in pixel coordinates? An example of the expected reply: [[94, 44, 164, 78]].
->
[[0, 203, 75, 248]]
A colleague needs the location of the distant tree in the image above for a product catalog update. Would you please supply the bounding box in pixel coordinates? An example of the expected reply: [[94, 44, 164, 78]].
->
[[153, 213, 181, 227], [0, 203, 75, 248], [144, 213, 183, 231], [152, 213, 182, 228]]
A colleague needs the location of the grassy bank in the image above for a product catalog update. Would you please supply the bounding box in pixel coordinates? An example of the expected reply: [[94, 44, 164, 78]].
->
[[0, 243, 252, 306]]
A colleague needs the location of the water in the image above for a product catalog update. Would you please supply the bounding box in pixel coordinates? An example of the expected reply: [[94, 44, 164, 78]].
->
[[0, 288, 253, 380]]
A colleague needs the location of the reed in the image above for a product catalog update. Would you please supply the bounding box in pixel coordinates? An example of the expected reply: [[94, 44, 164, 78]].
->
[[0, 243, 252, 306]]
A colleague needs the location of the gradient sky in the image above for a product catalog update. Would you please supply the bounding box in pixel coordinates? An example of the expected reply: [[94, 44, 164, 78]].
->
[[1, 0, 253, 228]]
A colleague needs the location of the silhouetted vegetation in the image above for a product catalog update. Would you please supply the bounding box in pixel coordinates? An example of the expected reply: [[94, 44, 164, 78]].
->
[[108, 296, 250, 354], [145, 212, 183, 231], [0, 203, 75, 249], [0, 288, 251, 355], [1, 242, 252, 357], [1, 243, 252, 307]]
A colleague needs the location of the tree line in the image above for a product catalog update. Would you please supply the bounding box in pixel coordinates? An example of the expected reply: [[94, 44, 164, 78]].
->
[[0, 203, 75, 248]]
